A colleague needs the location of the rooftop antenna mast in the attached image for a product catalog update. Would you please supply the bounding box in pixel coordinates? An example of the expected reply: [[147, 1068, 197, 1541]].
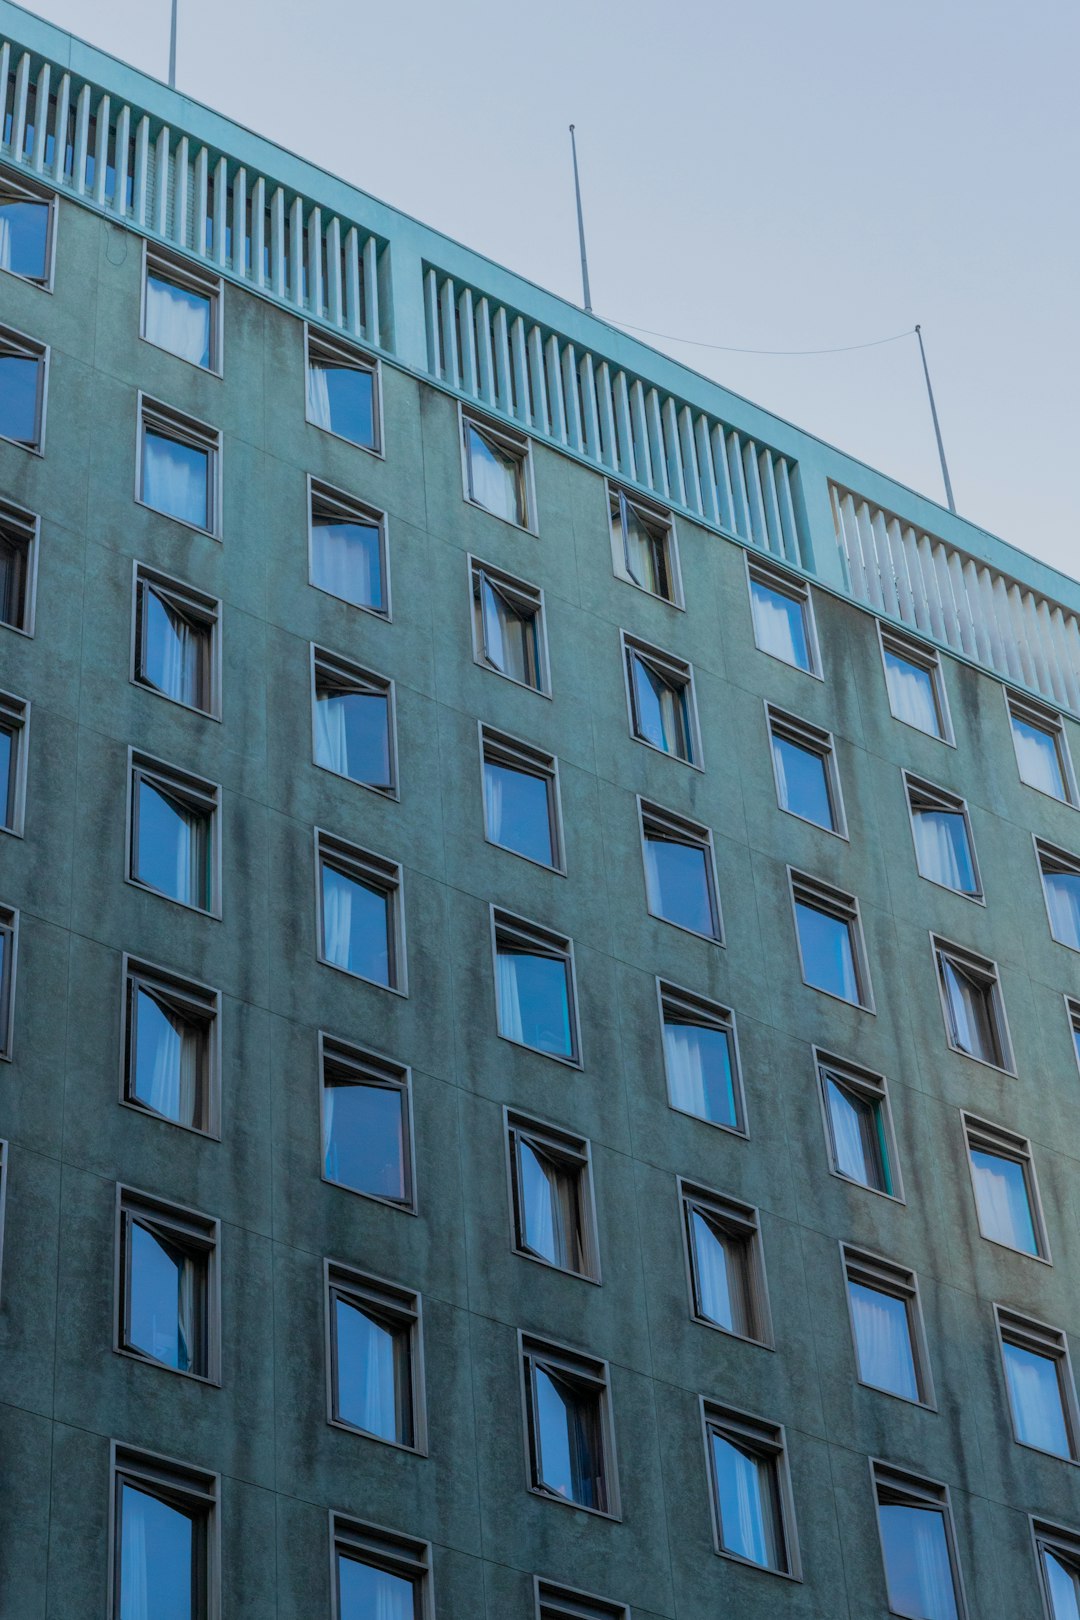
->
[[915, 324, 956, 514], [168, 0, 178, 88], [569, 125, 593, 314]]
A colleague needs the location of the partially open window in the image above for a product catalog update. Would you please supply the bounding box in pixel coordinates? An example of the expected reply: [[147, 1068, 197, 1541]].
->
[[623, 633, 700, 764], [522, 1336, 618, 1516], [327, 1262, 424, 1450], [142, 244, 221, 371], [471, 558, 547, 692], [462, 409, 532, 528], [0, 171, 55, 287], [138, 395, 220, 535], [508, 1111, 598, 1280], [704, 1402, 799, 1576], [608, 483, 679, 603], [133, 564, 219, 716], [659, 981, 745, 1133], [320, 1035, 413, 1209], [316, 831, 404, 991], [681, 1180, 770, 1344], [933, 937, 1012, 1072], [492, 909, 578, 1064], [306, 326, 379, 450]]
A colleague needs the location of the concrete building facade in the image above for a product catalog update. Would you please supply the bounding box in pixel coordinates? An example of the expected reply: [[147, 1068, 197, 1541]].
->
[[1, 5, 1080, 1616]]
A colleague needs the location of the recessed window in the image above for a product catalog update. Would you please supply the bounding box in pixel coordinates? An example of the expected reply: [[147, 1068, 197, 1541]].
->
[[767, 706, 844, 834], [316, 831, 404, 991], [333, 1515, 430, 1620], [481, 726, 562, 870], [308, 478, 388, 616], [0, 498, 37, 634], [0, 691, 27, 836], [133, 564, 219, 716], [117, 1187, 219, 1381], [681, 1181, 770, 1344], [843, 1246, 932, 1405], [816, 1050, 901, 1199], [905, 774, 980, 897], [963, 1113, 1048, 1259], [128, 753, 219, 915], [492, 909, 578, 1064], [879, 626, 952, 742], [312, 647, 395, 795], [1034, 1519, 1080, 1620], [933, 937, 1012, 1071], [462, 409, 532, 528], [623, 633, 700, 764], [0, 173, 55, 287], [521, 1336, 617, 1516], [321, 1035, 413, 1208], [1068, 998, 1080, 1077], [1037, 838, 1080, 951], [608, 483, 679, 603], [0, 324, 47, 450], [112, 1446, 217, 1620], [123, 958, 218, 1136], [537, 1578, 628, 1620], [470, 558, 547, 692], [507, 1111, 598, 1280], [660, 981, 745, 1133], [142, 245, 221, 371], [790, 871, 873, 1009], [873, 1463, 966, 1620], [1007, 690, 1077, 804], [748, 557, 818, 674], [138, 396, 220, 535], [640, 800, 721, 941], [306, 327, 379, 451], [0, 904, 16, 1061], [704, 1402, 798, 1576], [997, 1307, 1079, 1461], [327, 1262, 423, 1450]]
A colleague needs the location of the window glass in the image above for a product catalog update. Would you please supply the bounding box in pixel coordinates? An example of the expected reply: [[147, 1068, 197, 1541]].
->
[[644, 830, 717, 938], [139, 585, 210, 710], [311, 509, 385, 613], [1044, 866, 1080, 950], [143, 428, 209, 530], [314, 675, 391, 790], [849, 1281, 918, 1401], [479, 577, 539, 687], [883, 647, 942, 736], [131, 986, 205, 1128], [879, 1503, 959, 1620], [772, 733, 833, 829], [1003, 1340, 1070, 1456], [750, 578, 810, 670], [334, 1295, 412, 1445], [533, 1365, 603, 1509], [912, 806, 977, 893], [321, 863, 390, 985], [0, 523, 29, 628], [0, 727, 10, 826], [824, 1075, 891, 1193], [612, 494, 672, 598], [664, 1012, 738, 1127], [517, 1139, 585, 1272], [135, 779, 209, 909], [940, 957, 999, 1063], [145, 270, 212, 368], [338, 1555, 417, 1620], [128, 1220, 203, 1373], [324, 1074, 407, 1203], [711, 1431, 784, 1569], [0, 352, 39, 445], [119, 1483, 199, 1620], [795, 900, 859, 1003], [496, 942, 573, 1059], [970, 1148, 1038, 1253], [0, 194, 49, 281], [1044, 1548, 1080, 1620], [467, 422, 524, 523], [308, 357, 375, 447], [484, 757, 553, 866], [631, 654, 691, 758], [689, 1211, 752, 1336], [1012, 714, 1067, 799]]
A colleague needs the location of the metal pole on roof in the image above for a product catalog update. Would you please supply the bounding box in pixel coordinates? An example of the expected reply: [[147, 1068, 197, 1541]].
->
[[569, 125, 593, 314], [915, 324, 956, 514], [168, 0, 178, 88]]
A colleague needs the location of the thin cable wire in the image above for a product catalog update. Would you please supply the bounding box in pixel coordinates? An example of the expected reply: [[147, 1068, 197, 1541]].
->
[[601, 316, 917, 357]]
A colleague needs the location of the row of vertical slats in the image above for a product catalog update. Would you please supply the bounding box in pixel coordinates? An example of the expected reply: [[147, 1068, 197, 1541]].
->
[[0, 43, 388, 349], [424, 266, 807, 566], [831, 486, 1080, 713]]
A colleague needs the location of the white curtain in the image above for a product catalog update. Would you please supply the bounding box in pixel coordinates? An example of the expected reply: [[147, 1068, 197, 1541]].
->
[[307, 362, 333, 428], [322, 1083, 337, 1180], [665, 1023, 710, 1116], [315, 692, 350, 775], [882, 1505, 958, 1620], [753, 586, 801, 666], [713, 1434, 773, 1566], [0, 216, 11, 272], [692, 1212, 739, 1332], [826, 1079, 878, 1185], [848, 1282, 918, 1400], [145, 278, 210, 365], [633, 658, 676, 752], [483, 763, 505, 843], [1043, 1548, 1080, 1620], [176, 1255, 195, 1372], [496, 950, 525, 1042], [337, 1299, 398, 1441], [885, 652, 938, 732], [143, 434, 206, 529], [1004, 1343, 1068, 1454], [1046, 872, 1080, 949], [174, 805, 197, 907], [520, 1141, 557, 1263], [339, 1560, 414, 1620], [1013, 720, 1064, 797], [913, 810, 967, 890], [322, 866, 355, 970], [941, 960, 992, 1059], [142, 590, 194, 702], [468, 426, 517, 519], [119, 1486, 150, 1620], [971, 1151, 1034, 1250], [481, 578, 508, 672], [313, 520, 377, 607], [138, 991, 196, 1123]]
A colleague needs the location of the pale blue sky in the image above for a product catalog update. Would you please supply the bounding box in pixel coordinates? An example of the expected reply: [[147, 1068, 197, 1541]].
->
[[23, 0, 1080, 577]]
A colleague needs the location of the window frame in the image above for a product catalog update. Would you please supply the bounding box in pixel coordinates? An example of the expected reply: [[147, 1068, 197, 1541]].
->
[[469, 554, 550, 695], [0, 903, 17, 1062], [0, 321, 48, 453], [657, 978, 747, 1136], [766, 702, 847, 837], [680, 1178, 772, 1347], [329, 1512, 433, 1620], [904, 771, 982, 901], [842, 1243, 934, 1408], [789, 868, 874, 1011], [505, 1107, 601, 1283], [126, 748, 222, 918], [870, 1460, 968, 1620], [746, 554, 821, 678], [140, 240, 223, 375], [1005, 688, 1078, 806], [305, 323, 383, 457], [996, 1305, 1080, 1463], [621, 629, 702, 767], [120, 955, 221, 1139], [490, 906, 581, 1067], [325, 1259, 426, 1454], [479, 722, 564, 874], [307, 474, 391, 619], [0, 1138, 9, 1307], [459, 404, 536, 533], [1031, 1515, 1080, 1620], [638, 797, 723, 943], [314, 828, 407, 995], [519, 1331, 620, 1520], [932, 934, 1014, 1074], [311, 643, 397, 799], [814, 1048, 904, 1203], [606, 481, 682, 607], [701, 1398, 801, 1579], [109, 1442, 220, 1620], [877, 623, 955, 744], [534, 1577, 629, 1620], [319, 1031, 416, 1213], [0, 496, 39, 637], [0, 689, 29, 837], [1067, 996, 1080, 1080], [136, 391, 222, 539], [114, 1184, 221, 1385], [1035, 836, 1080, 951], [130, 560, 221, 719], [0, 167, 57, 291], [962, 1111, 1050, 1262]]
